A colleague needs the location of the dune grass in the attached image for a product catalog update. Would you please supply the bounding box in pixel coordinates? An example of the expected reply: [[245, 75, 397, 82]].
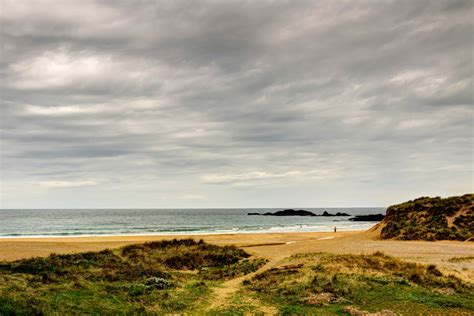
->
[[380, 194, 474, 241], [1, 240, 473, 315], [0, 238, 264, 315], [243, 251, 474, 315], [448, 255, 474, 263]]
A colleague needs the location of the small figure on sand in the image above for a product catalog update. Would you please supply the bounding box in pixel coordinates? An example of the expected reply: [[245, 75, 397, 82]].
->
[[334, 226, 337, 233]]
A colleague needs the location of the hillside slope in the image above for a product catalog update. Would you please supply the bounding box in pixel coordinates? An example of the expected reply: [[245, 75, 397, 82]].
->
[[379, 194, 473, 241]]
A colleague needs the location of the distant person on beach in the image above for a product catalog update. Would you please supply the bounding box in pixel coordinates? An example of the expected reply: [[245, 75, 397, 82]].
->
[[334, 226, 337, 233]]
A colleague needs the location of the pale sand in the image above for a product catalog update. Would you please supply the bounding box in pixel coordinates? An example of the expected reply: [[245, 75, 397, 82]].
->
[[1, 231, 473, 280]]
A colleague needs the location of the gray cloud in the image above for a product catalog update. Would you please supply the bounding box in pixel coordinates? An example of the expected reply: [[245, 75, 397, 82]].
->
[[1, 0, 472, 208]]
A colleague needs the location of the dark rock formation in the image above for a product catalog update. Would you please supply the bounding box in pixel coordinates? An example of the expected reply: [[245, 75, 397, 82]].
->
[[264, 209, 317, 216], [349, 214, 385, 221], [248, 209, 351, 216], [321, 211, 351, 216]]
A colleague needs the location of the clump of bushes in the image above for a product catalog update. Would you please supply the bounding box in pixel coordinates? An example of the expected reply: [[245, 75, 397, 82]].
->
[[0, 239, 250, 283], [380, 194, 473, 241], [0, 249, 121, 275], [126, 277, 173, 296], [121, 238, 249, 270], [145, 276, 173, 289]]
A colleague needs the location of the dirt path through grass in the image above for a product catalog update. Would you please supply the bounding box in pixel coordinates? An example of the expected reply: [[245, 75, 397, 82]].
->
[[206, 258, 279, 313]]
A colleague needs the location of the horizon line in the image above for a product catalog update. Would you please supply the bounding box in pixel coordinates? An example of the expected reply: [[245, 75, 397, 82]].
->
[[0, 206, 386, 210]]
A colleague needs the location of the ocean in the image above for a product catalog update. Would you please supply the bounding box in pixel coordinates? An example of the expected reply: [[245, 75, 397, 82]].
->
[[0, 208, 385, 238]]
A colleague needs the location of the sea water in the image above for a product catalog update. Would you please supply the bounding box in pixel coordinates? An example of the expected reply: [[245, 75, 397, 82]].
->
[[0, 208, 384, 237]]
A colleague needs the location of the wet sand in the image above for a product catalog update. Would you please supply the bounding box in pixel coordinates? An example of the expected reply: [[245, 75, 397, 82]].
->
[[1, 231, 473, 280]]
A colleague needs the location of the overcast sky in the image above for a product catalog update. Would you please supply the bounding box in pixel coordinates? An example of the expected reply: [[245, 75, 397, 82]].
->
[[1, 0, 472, 208]]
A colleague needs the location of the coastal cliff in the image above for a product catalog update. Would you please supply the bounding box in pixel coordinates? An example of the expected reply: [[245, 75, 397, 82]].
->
[[377, 194, 473, 241]]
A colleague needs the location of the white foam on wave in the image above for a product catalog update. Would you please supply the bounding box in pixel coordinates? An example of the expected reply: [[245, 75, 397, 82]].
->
[[0, 223, 379, 239]]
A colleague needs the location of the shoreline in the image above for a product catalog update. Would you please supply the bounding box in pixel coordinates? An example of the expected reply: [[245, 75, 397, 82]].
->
[[0, 230, 354, 243], [0, 226, 371, 240], [0, 223, 377, 240]]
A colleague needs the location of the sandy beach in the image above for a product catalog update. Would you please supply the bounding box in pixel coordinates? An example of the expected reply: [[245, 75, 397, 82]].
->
[[1, 231, 473, 281]]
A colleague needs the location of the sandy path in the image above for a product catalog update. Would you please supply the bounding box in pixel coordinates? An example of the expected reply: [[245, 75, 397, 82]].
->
[[207, 258, 279, 313]]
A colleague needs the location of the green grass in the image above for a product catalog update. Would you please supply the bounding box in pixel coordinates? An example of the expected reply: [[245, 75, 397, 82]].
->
[[0, 238, 257, 315], [199, 258, 267, 280], [244, 252, 474, 315], [1, 240, 473, 315]]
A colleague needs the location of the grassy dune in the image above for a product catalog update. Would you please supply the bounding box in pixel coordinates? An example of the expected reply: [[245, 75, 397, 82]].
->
[[380, 194, 473, 241], [0, 239, 265, 315], [235, 252, 474, 315], [0, 239, 473, 315]]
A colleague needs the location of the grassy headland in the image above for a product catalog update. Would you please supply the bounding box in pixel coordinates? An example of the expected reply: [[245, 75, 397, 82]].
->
[[379, 194, 473, 241]]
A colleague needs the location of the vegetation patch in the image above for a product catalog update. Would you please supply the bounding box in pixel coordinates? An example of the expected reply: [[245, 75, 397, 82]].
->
[[1, 239, 472, 315], [245, 252, 474, 315], [448, 256, 474, 263], [380, 194, 473, 241], [0, 238, 251, 315], [199, 258, 267, 280]]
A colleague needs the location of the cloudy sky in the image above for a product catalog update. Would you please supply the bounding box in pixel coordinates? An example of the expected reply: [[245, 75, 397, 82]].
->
[[1, 0, 472, 208]]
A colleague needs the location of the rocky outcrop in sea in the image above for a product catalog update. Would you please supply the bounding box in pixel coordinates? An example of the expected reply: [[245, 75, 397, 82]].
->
[[248, 209, 351, 217]]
